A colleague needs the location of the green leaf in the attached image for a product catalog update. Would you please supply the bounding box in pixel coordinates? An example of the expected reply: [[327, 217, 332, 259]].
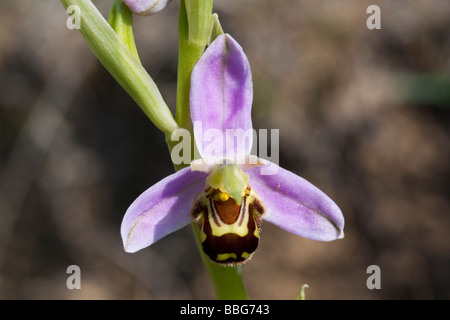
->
[[60, 0, 178, 137]]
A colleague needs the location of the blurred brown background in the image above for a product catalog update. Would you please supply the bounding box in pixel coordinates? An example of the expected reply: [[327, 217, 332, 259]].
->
[[0, 0, 449, 299]]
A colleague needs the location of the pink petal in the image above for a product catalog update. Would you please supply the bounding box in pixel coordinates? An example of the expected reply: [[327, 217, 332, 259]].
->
[[121, 167, 207, 252], [190, 34, 253, 162], [247, 163, 344, 241]]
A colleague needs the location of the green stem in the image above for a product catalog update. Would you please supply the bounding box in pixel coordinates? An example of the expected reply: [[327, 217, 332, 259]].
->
[[60, 0, 178, 138], [177, 0, 249, 300], [176, 0, 213, 132]]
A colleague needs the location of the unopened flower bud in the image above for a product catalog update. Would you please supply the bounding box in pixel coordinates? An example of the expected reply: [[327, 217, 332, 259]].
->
[[123, 0, 172, 16]]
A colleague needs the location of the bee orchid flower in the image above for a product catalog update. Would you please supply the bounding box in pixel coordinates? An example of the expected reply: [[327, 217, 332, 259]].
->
[[121, 34, 344, 265]]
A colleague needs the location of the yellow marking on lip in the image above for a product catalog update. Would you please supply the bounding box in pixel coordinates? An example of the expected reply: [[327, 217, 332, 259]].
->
[[254, 226, 260, 239], [200, 225, 207, 243], [241, 252, 251, 259], [216, 253, 238, 261]]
